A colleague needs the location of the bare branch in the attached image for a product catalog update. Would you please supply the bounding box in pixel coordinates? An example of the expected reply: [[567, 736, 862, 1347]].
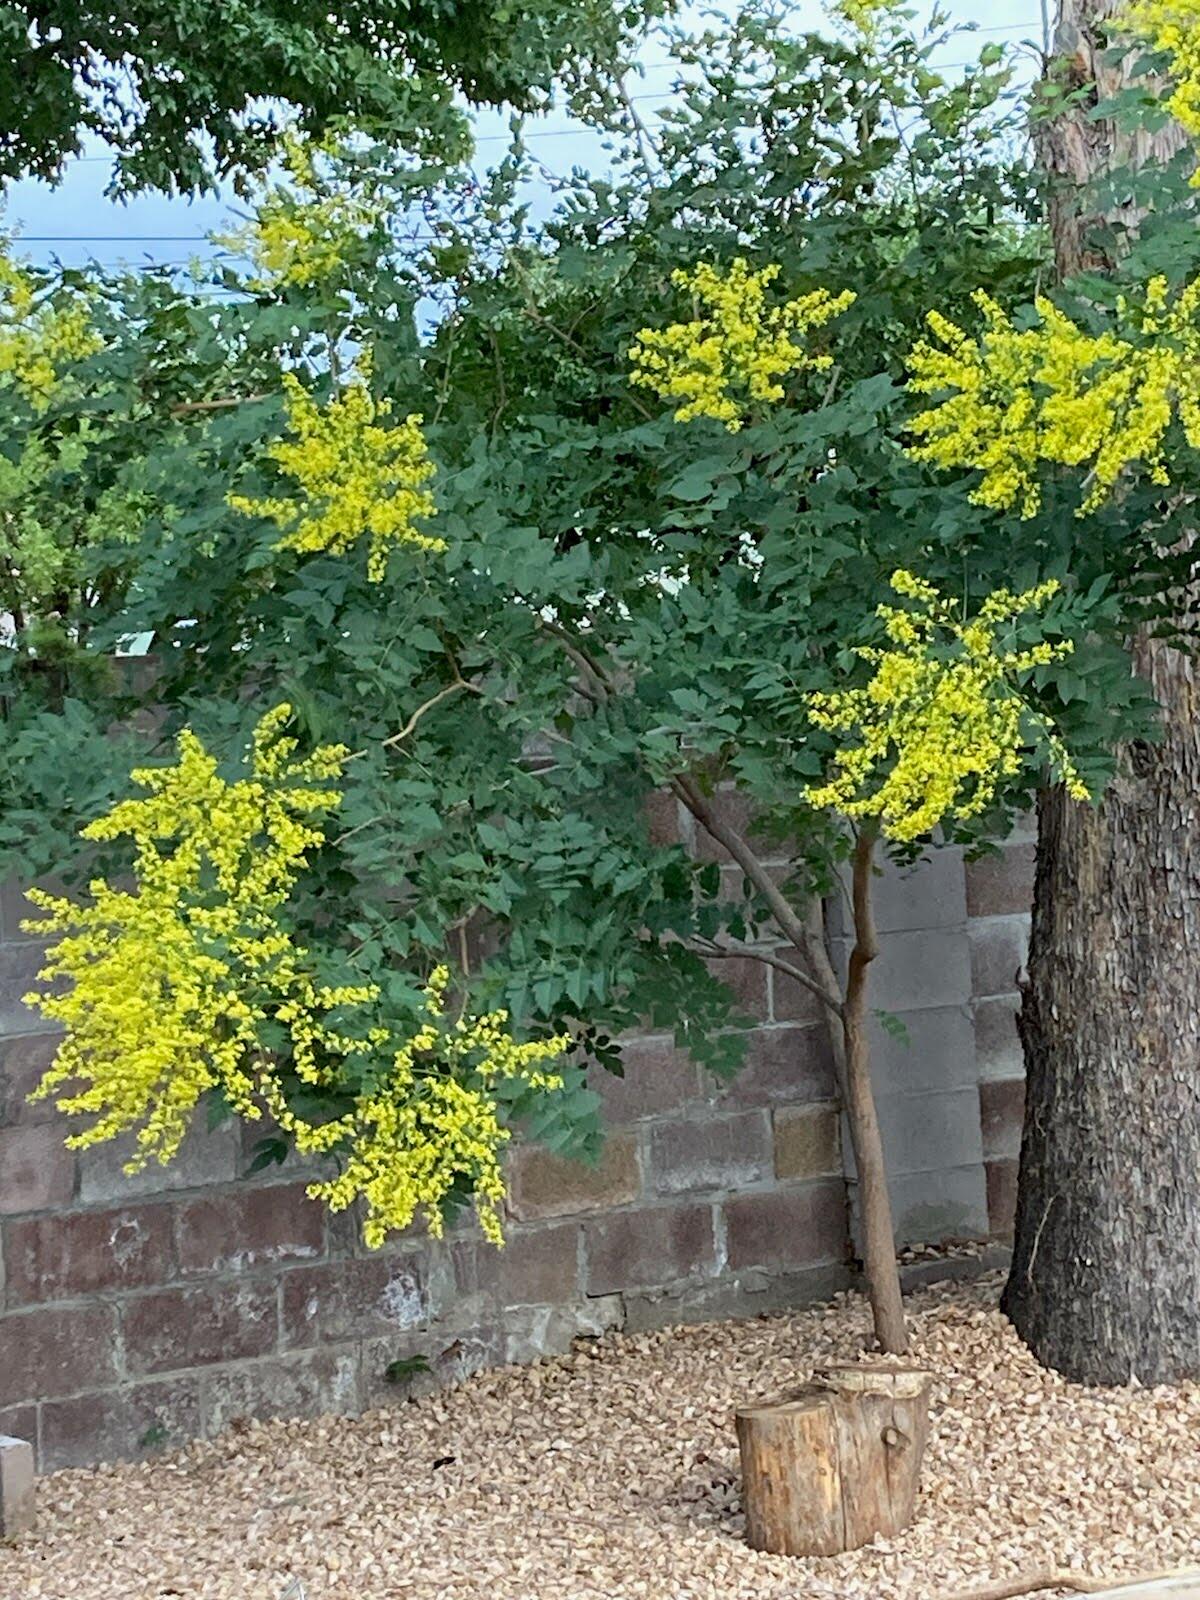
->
[[169, 393, 270, 417], [688, 937, 844, 1018], [381, 678, 482, 749]]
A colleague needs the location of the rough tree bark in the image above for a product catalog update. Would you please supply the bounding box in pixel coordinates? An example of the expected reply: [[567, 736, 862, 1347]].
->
[[1003, 0, 1200, 1384]]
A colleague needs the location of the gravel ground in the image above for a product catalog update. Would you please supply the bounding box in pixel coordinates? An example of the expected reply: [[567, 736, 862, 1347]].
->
[[5, 1274, 1200, 1600]]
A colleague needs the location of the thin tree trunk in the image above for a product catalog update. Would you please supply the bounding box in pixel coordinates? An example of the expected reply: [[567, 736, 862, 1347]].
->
[[844, 827, 909, 1355], [1003, 0, 1200, 1384]]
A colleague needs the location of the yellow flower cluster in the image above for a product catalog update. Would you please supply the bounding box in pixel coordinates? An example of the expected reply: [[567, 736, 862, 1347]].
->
[[272, 968, 567, 1248], [25, 708, 568, 1246], [629, 258, 856, 430], [0, 251, 103, 410], [24, 706, 359, 1168], [804, 571, 1090, 842], [228, 352, 442, 581], [216, 131, 386, 289], [1123, 1, 1200, 179], [907, 278, 1200, 516]]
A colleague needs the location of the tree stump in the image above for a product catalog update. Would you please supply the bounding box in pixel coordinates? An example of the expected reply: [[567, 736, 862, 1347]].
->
[[735, 1363, 933, 1556]]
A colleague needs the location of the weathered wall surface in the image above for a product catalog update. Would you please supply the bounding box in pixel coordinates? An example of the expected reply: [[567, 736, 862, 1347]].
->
[[0, 802, 1031, 1470]]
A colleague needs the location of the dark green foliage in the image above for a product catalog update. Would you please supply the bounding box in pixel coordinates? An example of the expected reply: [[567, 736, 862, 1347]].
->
[[3, 3, 1190, 1178], [0, 0, 667, 193]]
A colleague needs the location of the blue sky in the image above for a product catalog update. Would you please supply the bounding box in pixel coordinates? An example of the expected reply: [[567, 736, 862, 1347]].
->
[[3, 1, 1048, 276]]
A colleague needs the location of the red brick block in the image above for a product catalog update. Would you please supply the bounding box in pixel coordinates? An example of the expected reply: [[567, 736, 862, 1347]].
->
[[979, 1078, 1025, 1161], [175, 1182, 325, 1275], [986, 1158, 1018, 1238], [723, 1180, 847, 1273], [201, 1348, 361, 1435], [770, 948, 827, 1024], [496, 1223, 579, 1306], [0, 1034, 60, 1127], [122, 1283, 276, 1375], [716, 1024, 835, 1108], [509, 1133, 640, 1221], [40, 1377, 203, 1470], [642, 790, 683, 847], [965, 843, 1036, 919], [280, 1255, 425, 1349], [4, 1203, 173, 1304], [0, 1304, 119, 1407], [583, 1203, 714, 1294], [589, 1038, 702, 1122], [648, 1111, 771, 1195], [702, 955, 768, 1016], [0, 1124, 74, 1214]]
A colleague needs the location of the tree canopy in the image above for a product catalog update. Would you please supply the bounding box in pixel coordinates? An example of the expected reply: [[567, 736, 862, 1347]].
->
[[0, 0, 668, 193], [3, 0, 1197, 1260]]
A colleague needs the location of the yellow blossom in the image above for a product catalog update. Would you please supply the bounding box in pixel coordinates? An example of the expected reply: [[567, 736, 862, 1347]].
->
[[804, 571, 1089, 842], [282, 968, 568, 1248], [1122, 1, 1200, 181], [629, 258, 856, 431], [215, 131, 386, 290], [228, 351, 442, 581], [0, 250, 103, 410], [23, 705, 358, 1167], [24, 709, 568, 1246], [906, 277, 1200, 515]]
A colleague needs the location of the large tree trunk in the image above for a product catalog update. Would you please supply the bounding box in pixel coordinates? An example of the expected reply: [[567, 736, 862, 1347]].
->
[[1002, 0, 1200, 1384]]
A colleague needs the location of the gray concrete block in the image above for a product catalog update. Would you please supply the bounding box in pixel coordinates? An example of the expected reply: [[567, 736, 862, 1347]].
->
[[828, 847, 966, 938], [862, 1005, 976, 1096], [843, 1088, 985, 1179], [832, 928, 971, 1014], [973, 994, 1023, 1082], [77, 1120, 240, 1203], [0, 1435, 35, 1539], [850, 1164, 990, 1247], [968, 916, 1030, 1000]]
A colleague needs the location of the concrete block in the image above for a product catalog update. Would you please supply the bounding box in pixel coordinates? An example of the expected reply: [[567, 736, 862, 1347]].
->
[[589, 1039, 702, 1122], [4, 1203, 173, 1304], [844, 1088, 985, 1180], [0, 1035, 60, 1127], [200, 1348, 361, 1436], [496, 1223, 579, 1307], [863, 1005, 977, 1095], [647, 1111, 772, 1195], [583, 1203, 714, 1294], [980, 1078, 1025, 1161], [975, 995, 1023, 1081], [280, 1255, 426, 1349], [968, 916, 1029, 1000], [0, 1124, 75, 1214], [621, 1263, 853, 1332], [0, 944, 55, 1037], [40, 1377, 203, 1471], [509, 1133, 640, 1221], [832, 929, 971, 1014], [713, 1024, 835, 1108], [773, 1104, 840, 1180], [965, 842, 1036, 918], [723, 1180, 847, 1274], [176, 1182, 325, 1275], [986, 1157, 1019, 1238], [121, 1283, 276, 1376], [0, 1435, 35, 1539], [78, 1120, 239, 1203], [0, 1304, 119, 1408], [828, 847, 966, 937], [854, 1164, 990, 1247]]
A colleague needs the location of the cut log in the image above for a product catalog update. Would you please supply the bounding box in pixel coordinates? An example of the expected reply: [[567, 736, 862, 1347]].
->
[[735, 1364, 932, 1557]]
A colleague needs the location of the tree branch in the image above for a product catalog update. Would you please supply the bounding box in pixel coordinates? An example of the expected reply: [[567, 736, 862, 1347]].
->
[[688, 937, 843, 1017], [169, 392, 270, 417], [381, 678, 482, 749], [672, 771, 844, 1022]]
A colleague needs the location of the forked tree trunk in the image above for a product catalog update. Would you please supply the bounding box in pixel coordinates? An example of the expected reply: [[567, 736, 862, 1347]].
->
[[1003, 0, 1200, 1384]]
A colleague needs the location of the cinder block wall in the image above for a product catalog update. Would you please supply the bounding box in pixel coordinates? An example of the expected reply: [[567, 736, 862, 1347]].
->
[[0, 803, 1032, 1470]]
